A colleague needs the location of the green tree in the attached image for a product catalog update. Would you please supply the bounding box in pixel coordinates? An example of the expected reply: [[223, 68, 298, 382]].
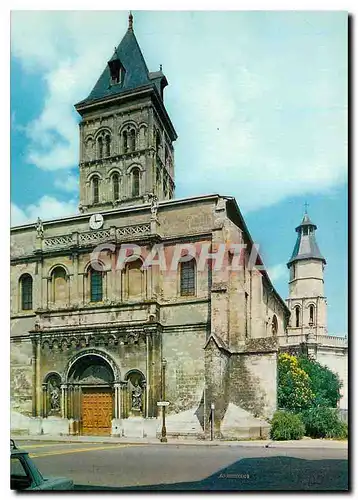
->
[[277, 353, 315, 412], [298, 355, 342, 408]]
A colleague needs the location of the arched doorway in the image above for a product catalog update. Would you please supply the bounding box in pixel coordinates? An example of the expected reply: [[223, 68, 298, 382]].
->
[[65, 353, 119, 436]]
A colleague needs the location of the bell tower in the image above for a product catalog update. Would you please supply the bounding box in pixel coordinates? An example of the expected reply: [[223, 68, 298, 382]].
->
[[75, 13, 177, 213], [286, 210, 328, 337]]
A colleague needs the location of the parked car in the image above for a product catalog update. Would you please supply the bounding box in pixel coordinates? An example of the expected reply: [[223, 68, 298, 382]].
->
[[10, 439, 74, 490]]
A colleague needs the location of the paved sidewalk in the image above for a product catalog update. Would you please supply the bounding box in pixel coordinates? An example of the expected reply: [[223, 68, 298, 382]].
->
[[12, 434, 348, 449]]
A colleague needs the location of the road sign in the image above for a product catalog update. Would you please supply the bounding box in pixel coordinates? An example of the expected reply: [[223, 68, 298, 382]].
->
[[157, 401, 170, 407]]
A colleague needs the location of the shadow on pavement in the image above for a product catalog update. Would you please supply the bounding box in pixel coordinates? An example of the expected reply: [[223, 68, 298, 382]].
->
[[75, 455, 349, 491]]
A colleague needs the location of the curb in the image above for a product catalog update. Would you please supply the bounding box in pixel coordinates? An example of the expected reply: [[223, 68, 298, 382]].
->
[[12, 435, 348, 449]]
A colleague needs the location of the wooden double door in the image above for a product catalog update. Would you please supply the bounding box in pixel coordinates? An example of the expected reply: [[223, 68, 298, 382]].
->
[[81, 388, 113, 436]]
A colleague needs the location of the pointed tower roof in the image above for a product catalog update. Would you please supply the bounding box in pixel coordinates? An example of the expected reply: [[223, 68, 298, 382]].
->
[[287, 211, 326, 267], [76, 13, 167, 106]]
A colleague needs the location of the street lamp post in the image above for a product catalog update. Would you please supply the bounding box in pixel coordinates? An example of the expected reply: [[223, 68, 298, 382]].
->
[[160, 358, 167, 443]]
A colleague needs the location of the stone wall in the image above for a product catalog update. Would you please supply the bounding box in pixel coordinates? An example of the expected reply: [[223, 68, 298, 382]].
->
[[316, 347, 348, 410], [163, 326, 207, 416], [11, 340, 33, 416]]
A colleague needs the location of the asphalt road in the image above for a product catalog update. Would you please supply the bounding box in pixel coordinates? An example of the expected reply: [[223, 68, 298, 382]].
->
[[16, 440, 348, 491]]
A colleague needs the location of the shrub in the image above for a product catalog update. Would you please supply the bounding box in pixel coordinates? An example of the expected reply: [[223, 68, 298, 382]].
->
[[277, 353, 315, 412], [298, 356, 342, 408], [301, 407, 348, 439], [270, 411, 305, 441]]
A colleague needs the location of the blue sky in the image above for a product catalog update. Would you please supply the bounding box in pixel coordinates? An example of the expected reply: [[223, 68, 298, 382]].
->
[[10, 11, 347, 336]]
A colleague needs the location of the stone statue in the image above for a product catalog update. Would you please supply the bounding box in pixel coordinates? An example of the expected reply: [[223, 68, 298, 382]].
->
[[131, 379, 143, 411], [150, 194, 159, 220], [49, 379, 60, 411], [36, 217, 44, 239]]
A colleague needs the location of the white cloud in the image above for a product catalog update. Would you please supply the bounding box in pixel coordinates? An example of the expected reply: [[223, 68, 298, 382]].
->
[[54, 173, 79, 193], [11, 11, 347, 212], [11, 196, 78, 226], [267, 263, 287, 284], [11, 11, 129, 171]]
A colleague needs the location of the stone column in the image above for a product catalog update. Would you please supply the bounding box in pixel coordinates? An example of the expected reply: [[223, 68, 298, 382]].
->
[[42, 277, 49, 309], [36, 339, 42, 417], [121, 382, 128, 419], [114, 383, 121, 420], [142, 381, 147, 418], [146, 332, 150, 417], [31, 340, 37, 417], [74, 385, 80, 435], [69, 385, 74, 419], [61, 385, 66, 419], [71, 244, 79, 305], [36, 258, 43, 310], [42, 383, 47, 418]]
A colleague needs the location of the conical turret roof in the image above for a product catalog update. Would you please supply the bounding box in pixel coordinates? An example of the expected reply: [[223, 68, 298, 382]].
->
[[287, 211, 326, 266]]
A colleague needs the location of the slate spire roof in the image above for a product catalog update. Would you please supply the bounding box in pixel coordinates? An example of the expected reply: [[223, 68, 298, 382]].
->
[[76, 13, 167, 107], [287, 211, 326, 267]]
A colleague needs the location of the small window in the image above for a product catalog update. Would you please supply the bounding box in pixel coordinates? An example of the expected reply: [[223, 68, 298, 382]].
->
[[295, 306, 300, 327], [130, 129, 136, 152], [105, 135, 111, 157], [123, 131, 128, 153], [90, 269, 103, 302], [180, 259, 196, 296], [290, 264, 296, 280], [109, 59, 124, 85], [20, 274, 33, 311], [132, 168, 140, 197], [309, 305, 315, 325], [112, 173, 120, 201], [98, 137, 103, 159], [303, 227, 308, 236], [92, 176, 99, 204]]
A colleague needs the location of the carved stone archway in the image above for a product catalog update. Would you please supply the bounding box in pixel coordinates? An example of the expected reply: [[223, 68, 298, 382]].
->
[[62, 350, 121, 435]]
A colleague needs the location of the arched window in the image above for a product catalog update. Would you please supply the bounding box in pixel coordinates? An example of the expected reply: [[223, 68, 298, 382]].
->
[[132, 168, 140, 197], [123, 130, 128, 153], [98, 136, 103, 159], [20, 274, 33, 311], [130, 129, 136, 152], [271, 315, 278, 335], [90, 268, 103, 302], [51, 267, 67, 304], [309, 305, 315, 325], [112, 173, 120, 201], [105, 134, 111, 157], [92, 176, 99, 204], [295, 306, 300, 327], [180, 259, 196, 296]]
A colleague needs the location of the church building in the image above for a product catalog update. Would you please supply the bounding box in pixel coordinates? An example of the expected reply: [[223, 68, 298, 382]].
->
[[12, 14, 346, 440]]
